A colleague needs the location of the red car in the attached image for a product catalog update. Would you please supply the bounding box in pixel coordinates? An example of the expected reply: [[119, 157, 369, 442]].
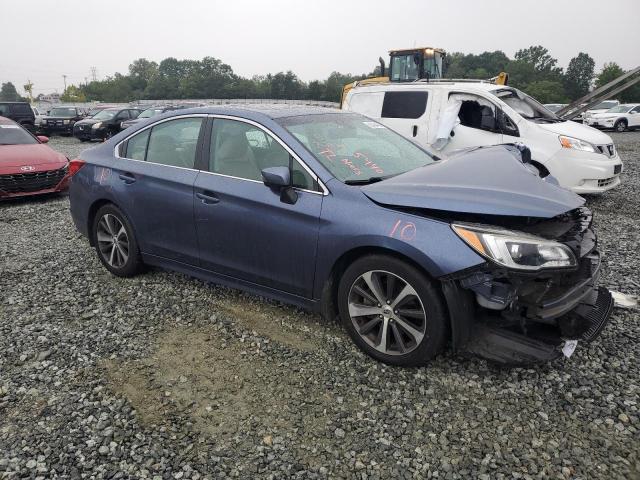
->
[[0, 116, 72, 199]]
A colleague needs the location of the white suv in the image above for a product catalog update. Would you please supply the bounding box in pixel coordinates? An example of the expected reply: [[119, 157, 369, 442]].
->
[[585, 104, 640, 132], [342, 81, 623, 194]]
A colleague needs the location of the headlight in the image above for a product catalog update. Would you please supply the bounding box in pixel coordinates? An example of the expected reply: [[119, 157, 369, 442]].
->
[[92, 122, 102, 129], [63, 119, 70, 125], [452, 224, 577, 271], [559, 135, 596, 153]]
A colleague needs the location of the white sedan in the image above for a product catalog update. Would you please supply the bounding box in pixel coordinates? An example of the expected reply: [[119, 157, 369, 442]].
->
[[585, 104, 640, 132]]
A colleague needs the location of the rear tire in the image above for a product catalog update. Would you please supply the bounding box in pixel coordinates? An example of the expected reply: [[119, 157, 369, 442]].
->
[[337, 255, 448, 366], [614, 119, 628, 132], [92, 204, 142, 277]]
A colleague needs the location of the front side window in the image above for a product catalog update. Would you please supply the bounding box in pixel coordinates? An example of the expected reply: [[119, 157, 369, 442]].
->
[[145, 117, 203, 168], [209, 119, 315, 190], [456, 95, 500, 132], [381, 91, 428, 119], [278, 113, 435, 184], [631, 106, 640, 113]]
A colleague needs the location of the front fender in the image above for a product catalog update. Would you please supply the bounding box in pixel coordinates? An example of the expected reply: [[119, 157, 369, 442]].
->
[[313, 187, 486, 300]]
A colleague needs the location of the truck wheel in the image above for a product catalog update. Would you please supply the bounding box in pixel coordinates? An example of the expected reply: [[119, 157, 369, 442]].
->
[[614, 119, 628, 132], [337, 254, 448, 366]]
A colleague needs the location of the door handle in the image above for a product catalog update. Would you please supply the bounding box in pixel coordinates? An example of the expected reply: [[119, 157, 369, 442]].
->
[[196, 191, 220, 204], [412, 125, 418, 137], [118, 172, 136, 184]]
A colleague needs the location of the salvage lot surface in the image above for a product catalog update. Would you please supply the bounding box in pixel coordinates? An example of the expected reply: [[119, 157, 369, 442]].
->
[[1, 134, 638, 479]]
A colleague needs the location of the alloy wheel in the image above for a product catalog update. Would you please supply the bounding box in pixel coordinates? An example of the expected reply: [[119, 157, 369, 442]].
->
[[96, 213, 129, 268], [616, 122, 627, 132], [347, 270, 427, 356]]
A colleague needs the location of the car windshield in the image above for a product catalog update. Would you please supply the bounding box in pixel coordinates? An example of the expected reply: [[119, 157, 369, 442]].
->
[[0, 124, 38, 145], [139, 108, 164, 118], [605, 105, 631, 113], [592, 101, 617, 110], [93, 110, 117, 120], [48, 107, 77, 117], [278, 113, 435, 184], [88, 108, 104, 116], [492, 88, 561, 122]]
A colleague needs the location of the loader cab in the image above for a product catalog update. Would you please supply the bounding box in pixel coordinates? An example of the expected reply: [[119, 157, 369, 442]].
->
[[388, 48, 446, 82]]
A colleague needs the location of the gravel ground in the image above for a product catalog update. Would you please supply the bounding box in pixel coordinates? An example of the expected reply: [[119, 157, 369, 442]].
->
[[1, 134, 638, 479]]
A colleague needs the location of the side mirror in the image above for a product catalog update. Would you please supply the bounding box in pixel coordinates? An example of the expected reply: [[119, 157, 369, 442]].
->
[[261, 166, 298, 204], [37, 135, 49, 143]]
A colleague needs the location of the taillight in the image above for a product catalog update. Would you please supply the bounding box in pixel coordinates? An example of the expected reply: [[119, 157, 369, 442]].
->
[[67, 159, 86, 177]]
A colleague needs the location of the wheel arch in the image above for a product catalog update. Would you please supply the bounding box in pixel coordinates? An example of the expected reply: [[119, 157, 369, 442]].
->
[[86, 199, 119, 246], [319, 245, 444, 324]]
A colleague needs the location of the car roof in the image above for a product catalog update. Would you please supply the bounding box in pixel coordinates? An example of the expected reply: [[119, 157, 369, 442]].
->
[[164, 104, 343, 120], [350, 81, 506, 95]]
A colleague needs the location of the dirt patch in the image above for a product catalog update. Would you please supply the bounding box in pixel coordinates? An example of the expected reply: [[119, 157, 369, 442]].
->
[[214, 298, 320, 353], [104, 326, 350, 455]]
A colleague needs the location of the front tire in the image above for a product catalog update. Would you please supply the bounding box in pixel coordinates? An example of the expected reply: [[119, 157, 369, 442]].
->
[[337, 255, 448, 366], [614, 119, 628, 132], [92, 204, 142, 277]]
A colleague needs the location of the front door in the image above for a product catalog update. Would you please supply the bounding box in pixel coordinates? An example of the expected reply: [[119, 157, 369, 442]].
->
[[112, 115, 206, 265], [443, 94, 503, 153], [194, 117, 323, 298]]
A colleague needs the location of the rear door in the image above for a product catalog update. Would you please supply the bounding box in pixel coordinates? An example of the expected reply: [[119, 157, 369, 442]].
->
[[629, 106, 640, 128], [193, 116, 323, 298], [113, 115, 206, 265]]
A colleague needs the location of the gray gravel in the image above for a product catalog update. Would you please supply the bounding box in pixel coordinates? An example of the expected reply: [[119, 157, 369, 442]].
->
[[1, 134, 638, 479]]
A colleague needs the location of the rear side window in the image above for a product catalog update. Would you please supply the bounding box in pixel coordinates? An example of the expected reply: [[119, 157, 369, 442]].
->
[[125, 129, 150, 160], [10, 104, 32, 115], [146, 118, 203, 168], [381, 91, 428, 119], [0, 104, 8, 116]]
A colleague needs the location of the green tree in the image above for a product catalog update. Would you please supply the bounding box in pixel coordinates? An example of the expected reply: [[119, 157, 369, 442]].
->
[[0, 82, 26, 101], [60, 85, 86, 102], [564, 53, 595, 100], [514, 45, 561, 75], [523, 80, 568, 104], [595, 63, 640, 102]]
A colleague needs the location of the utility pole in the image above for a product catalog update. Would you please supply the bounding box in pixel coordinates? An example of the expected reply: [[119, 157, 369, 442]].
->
[[90, 67, 98, 82], [62, 74, 67, 92], [23, 79, 34, 103]]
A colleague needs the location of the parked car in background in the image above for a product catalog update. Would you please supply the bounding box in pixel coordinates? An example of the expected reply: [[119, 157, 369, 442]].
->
[[579, 100, 620, 124], [86, 104, 123, 118], [0, 102, 36, 131], [342, 82, 623, 193], [0, 116, 70, 199], [120, 105, 185, 130], [68, 106, 613, 366], [73, 107, 142, 141], [585, 103, 640, 132], [39, 106, 86, 136]]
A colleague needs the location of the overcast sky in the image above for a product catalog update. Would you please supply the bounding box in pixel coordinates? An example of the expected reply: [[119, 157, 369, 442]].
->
[[1, 0, 638, 96]]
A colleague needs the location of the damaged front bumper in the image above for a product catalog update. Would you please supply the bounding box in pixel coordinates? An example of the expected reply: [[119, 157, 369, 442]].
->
[[441, 211, 614, 365]]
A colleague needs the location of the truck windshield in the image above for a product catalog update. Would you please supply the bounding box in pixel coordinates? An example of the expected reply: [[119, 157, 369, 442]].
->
[[491, 88, 561, 123], [49, 107, 77, 117], [278, 113, 435, 184], [390, 54, 420, 82]]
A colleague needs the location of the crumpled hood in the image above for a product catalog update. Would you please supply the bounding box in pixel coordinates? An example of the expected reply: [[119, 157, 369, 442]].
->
[[362, 145, 584, 218], [538, 120, 612, 144]]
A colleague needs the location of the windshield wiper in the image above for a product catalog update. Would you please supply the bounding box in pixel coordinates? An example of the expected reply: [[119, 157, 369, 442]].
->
[[344, 176, 387, 185], [527, 116, 561, 123]]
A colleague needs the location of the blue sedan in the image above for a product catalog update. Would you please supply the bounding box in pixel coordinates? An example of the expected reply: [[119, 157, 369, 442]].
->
[[68, 106, 612, 366]]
